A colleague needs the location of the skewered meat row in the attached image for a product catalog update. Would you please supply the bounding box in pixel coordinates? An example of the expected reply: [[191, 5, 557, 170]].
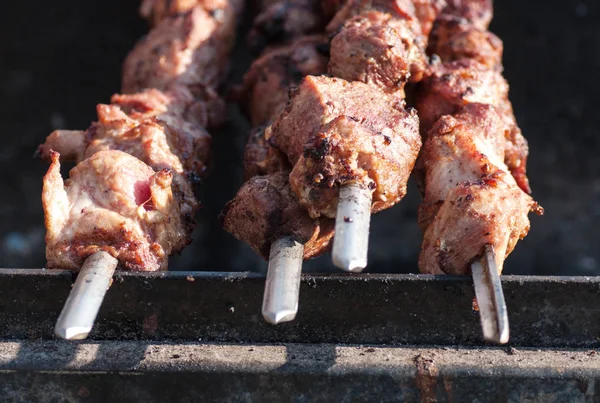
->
[[222, 0, 336, 260], [223, 0, 437, 262], [414, 0, 542, 275], [40, 1, 241, 271]]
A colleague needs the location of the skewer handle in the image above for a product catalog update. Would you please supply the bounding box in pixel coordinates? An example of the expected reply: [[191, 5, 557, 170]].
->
[[471, 244, 509, 344], [54, 251, 118, 340], [262, 236, 304, 324], [332, 184, 373, 272]]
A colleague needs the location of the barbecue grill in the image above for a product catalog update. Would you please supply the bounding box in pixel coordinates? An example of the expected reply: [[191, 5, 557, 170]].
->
[[1, 0, 599, 401]]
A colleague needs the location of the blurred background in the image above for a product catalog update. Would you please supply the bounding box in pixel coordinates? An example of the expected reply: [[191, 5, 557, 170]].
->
[[1, 0, 598, 275]]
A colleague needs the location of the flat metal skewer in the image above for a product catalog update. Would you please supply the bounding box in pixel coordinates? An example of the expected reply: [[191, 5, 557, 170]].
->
[[332, 184, 373, 272], [55, 251, 118, 340], [471, 244, 509, 344], [262, 236, 304, 324]]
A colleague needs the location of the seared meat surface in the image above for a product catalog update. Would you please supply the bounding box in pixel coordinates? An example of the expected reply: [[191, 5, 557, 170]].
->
[[236, 35, 330, 126], [39, 89, 211, 184], [415, 0, 540, 276], [271, 75, 421, 218], [220, 172, 335, 259], [43, 150, 193, 271], [415, 59, 510, 134], [243, 125, 290, 180], [329, 10, 426, 91], [248, 0, 327, 54], [428, 15, 502, 70], [418, 105, 540, 274], [442, 0, 492, 30], [122, 4, 236, 94]]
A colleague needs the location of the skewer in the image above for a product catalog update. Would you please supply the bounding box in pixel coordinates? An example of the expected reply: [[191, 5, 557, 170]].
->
[[54, 251, 118, 340], [471, 244, 509, 344], [262, 236, 304, 324], [332, 184, 373, 272]]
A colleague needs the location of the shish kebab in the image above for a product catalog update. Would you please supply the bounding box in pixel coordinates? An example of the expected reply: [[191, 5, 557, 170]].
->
[[413, 0, 543, 342], [222, 0, 442, 322], [38, 0, 240, 340], [224, 0, 334, 324]]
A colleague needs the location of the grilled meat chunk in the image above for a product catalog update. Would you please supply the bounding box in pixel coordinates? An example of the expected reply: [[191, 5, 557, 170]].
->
[[271, 75, 421, 218], [39, 89, 211, 183], [248, 0, 327, 54], [428, 15, 502, 70], [220, 172, 335, 259], [329, 10, 426, 90], [415, 59, 509, 133], [43, 150, 193, 271], [415, 59, 530, 193], [418, 105, 541, 275], [236, 35, 330, 126], [411, 0, 447, 36], [122, 4, 236, 94], [243, 125, 290, 180], [442, 0, 492, 30]]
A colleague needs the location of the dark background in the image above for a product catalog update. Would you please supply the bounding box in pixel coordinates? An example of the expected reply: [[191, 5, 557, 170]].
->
[[0, 0, 598, 275]]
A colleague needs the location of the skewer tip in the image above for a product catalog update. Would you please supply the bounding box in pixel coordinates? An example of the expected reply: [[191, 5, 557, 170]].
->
[[54, 326, 92, 341], [262, 309, 297, 325]]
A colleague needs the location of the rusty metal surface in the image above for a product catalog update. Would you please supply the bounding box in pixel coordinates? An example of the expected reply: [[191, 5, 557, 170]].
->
[[0, 341, 598, 402], [1, 270, 599, 347]]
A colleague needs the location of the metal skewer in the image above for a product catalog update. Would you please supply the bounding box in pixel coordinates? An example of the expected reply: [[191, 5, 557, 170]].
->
[[471, 244, 509, 344], [262, 236, 304, 324], [55, 251, 118, 340], [332, 184, 373, 272]]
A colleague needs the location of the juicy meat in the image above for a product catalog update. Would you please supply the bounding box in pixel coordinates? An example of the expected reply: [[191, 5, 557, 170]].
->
[[271, 75, 421, 218], [411, 0, 447, 36], [236, 35, 330, 126], [326, 0, 422, 36], [247, 0, 327, 54], [418, 105, 541, 275], [428, 15, 503, 71], [122, 4, 236, 94], [111, 86, 224, 130], [442, 0, 493, 30], [415, 59, 530, 193], [243, 125, 290, 180], [329, 10, 427, 90], [43, 150, 194, 271], [415, 59, 510, 133], [39, 89, 212, 183], [220, 172, 335, 259], [140, 0, 244, 25]]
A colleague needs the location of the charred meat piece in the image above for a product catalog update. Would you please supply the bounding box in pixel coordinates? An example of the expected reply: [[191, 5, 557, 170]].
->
[[111, 86, 225, 130], [329, 10, 427, 90], [411, 0, 447, 36], [326, 0, 423, 38], [271, 75, 421, 218], [122, 4, 236, 94], [418, 105, 541, 275], [220, 172, 335, 259], [442, 0, 493, 30], [248, 0, 327, 54], [415, 59, 530, 192], [415, 59, 510, 133], [428, 15, 503, 71], [236, 35, 330, 126], [43, 150, 194, 271], [39, 89, 211, 184], [243, 125, 290, 180]]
